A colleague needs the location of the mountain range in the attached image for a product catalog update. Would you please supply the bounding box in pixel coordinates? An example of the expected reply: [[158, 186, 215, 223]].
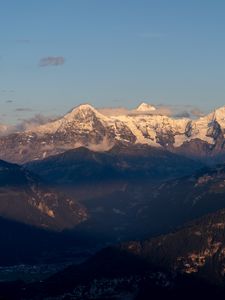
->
[[1, 104, 225, 240], [0, 103, 225, 164], [1, 103, 225, 248], [2, 102, 225, 298]]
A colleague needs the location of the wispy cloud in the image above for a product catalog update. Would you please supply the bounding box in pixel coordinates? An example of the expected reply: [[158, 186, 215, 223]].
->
[[1, 90, 15, 93], [0, 113, 58, 136], [39, 56, 65, 67], [190, 108, 204, 118], [15, 108, 33, 112], [98, 104, 205, 119], [174, 111, 191, 118], [16, 114, 59, 131], [158, 105, 205, 119], [5, 100, 13, 104], [98, 105, 172, 117]]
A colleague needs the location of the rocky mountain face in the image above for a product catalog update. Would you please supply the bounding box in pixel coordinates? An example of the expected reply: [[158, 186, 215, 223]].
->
[[0, 160, 87, 231], [0, 103, 225, 163], [121, 208, 225, 285]]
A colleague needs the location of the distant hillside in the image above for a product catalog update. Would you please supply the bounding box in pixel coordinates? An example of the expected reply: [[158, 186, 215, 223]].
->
[[0, 159, 87, 231]]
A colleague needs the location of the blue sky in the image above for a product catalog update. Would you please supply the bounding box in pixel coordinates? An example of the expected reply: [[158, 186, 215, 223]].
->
[[0, 0, 225, 124]]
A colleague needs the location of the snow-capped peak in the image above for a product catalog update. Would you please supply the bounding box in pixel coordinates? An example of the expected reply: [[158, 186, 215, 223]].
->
[[136, 102, 156, 112], [69, 103, 96, 113], [64, 103, 109, 123], [214, 106, 225, 119], [35, 103, 109, 134], [211, 106, 225, 128], [64, 103, 99, 120], [0, 124, 9, 136]]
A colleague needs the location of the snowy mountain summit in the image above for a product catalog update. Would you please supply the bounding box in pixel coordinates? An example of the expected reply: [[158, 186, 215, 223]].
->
[[136, 102, 156, 112], [0, 103, 225, 163]]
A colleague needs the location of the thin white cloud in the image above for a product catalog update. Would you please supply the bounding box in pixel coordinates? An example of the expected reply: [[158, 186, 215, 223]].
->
[[98, 105, 172, 117], [16, 114, 59, 131], [98, 104, 204, 119], [190, 108, 205, 118]]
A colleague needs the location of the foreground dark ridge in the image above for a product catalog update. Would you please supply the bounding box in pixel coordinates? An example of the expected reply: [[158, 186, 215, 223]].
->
[[3, 208, 225, 299]]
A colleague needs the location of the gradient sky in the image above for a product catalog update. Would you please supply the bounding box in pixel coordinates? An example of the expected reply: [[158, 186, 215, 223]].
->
[[0, 0, 225, 124]]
